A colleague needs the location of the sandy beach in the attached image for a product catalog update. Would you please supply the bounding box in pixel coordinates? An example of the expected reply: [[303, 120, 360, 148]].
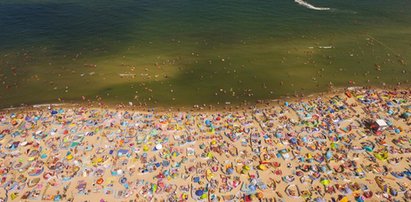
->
[[0, 87, 410, 202]]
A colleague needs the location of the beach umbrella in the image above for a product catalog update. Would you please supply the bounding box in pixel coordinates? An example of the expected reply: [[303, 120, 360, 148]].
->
[[355, 196, 364, 202], [400, 112, 410, 119], [152, 184, 158, 193], [157, 173, 165, 179], [330, 142, 338, 149], [201, 193, 208, 199], [257, 164, 267, 170], [207, 152, 213, 158], [314, 198, 326, 202], [302, 137, 308, 143], [339, 196, 349, 202], [374, 152, 388, 160], [96, 178, 104, 185], [325, 151, 332, 160], [155, 144, 162, 150], [118, 149, 129, 156], [10, 193, 18, 200], [120, 177, 127, 184], [227, 167, 234, 174], [53, 194, 62, 201], [195, 190, 204, 196], [143, 145, 149, 152], [320, 179, 330, 186], [66, 153, 73, 160], [363, 146, 373, 152], [353, 191, 364, 202], [249, 184, 256, 191]]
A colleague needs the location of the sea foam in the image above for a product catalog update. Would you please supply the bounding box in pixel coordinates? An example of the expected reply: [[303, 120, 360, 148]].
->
[[294, 0, 331, 11]]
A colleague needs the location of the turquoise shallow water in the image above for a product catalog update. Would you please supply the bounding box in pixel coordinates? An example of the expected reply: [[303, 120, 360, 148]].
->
[[0, 0, 410, 107]]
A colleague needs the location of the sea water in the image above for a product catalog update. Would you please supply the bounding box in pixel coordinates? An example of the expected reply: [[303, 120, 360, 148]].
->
[[0, 0, 410, 107]]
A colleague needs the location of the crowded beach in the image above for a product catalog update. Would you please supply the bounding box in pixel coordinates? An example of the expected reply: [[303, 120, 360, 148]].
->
[[0, 87, 410, 202]]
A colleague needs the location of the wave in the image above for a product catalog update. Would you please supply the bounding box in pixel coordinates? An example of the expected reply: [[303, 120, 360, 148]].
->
[[294, 0, 331, 11]]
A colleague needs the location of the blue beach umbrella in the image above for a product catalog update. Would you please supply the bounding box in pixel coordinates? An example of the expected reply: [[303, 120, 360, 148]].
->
[[248, 184, 256, 191], [120, 177, 127, 184], [325, 150, 332, 160], [195, 190, 204, 196], [302, 137, 308, 143]]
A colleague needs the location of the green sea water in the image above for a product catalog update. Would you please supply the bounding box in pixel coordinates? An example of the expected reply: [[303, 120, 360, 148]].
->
[[0, 0, 410, 107]]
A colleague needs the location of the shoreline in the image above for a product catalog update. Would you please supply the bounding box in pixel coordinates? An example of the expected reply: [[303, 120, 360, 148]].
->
[[2, 85, 409, 113]]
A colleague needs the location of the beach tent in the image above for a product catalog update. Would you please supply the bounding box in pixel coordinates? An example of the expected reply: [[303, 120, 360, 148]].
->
[[370, 119, 388, 133], [376, 119, 388, 128]]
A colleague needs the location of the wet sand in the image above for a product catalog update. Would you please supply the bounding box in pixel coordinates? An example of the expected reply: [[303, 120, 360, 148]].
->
[[0, 87, 410, 201]]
